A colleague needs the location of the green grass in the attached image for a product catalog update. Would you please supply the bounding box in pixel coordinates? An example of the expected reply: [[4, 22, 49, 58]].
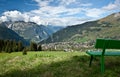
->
[[0, 51, 120, 77]]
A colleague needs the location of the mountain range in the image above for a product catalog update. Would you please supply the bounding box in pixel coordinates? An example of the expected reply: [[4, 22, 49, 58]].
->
[[0, 24, 28, 45], [0, 21, 63, 43], [0, 12, 120, 45], [41, 12, 120, 44]]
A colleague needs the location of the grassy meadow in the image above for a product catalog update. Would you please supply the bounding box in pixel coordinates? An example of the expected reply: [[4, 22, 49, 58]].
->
[[0, 51, 120, 77]]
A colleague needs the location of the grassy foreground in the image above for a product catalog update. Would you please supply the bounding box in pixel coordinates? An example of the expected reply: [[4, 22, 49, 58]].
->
[[0, 51, 120, 77]]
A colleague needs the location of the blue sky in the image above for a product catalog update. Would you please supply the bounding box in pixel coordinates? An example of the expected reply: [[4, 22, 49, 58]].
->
[[0, 0, 120, 26]]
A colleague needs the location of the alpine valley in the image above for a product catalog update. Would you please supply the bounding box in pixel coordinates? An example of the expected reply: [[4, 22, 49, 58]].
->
[[41, 12, 120, 45], [0, 12, 120, 46]]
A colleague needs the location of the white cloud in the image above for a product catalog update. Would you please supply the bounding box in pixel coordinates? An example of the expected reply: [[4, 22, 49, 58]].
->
[[30, 16, 41, 24], [44, 17, 91, 26], [102, 0, 120, 11], [0, 0, 94, 26], [85, 8, 104, 17], [80, 3, 92, 7], [85, 0, 120, 18], [23, 14, 30, 22], [30, 6, 82, 18], [0, 0, 120, 26], [60, 0, 76, 6], [0, 16, 7, 22], [34, 0, 53, 7], [103, 3, 117, 11], [0, 10, 30, 22]]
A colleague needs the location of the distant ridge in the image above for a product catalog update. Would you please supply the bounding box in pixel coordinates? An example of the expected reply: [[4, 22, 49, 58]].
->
[[41, 12, 120, 44]]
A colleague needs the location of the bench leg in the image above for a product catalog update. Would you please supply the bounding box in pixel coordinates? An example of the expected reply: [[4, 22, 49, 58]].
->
[[89, 55, 93, 67], [101, 56, 104, 74]]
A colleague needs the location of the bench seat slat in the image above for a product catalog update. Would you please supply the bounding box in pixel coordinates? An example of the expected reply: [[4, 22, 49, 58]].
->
[[86, 51, 120, 56]]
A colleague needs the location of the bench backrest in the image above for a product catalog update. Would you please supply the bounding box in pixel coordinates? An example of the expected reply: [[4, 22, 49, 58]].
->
[[95, 38, 120, 55]]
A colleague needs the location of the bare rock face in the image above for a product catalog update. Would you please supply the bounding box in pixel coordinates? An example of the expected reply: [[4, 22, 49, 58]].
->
[[2, 21, 54, 43], [0, 24, 28, 45], [114, 12, 120, 17]]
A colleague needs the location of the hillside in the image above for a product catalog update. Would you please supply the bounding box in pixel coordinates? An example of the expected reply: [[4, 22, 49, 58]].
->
[[0, 25, 28, 45], [41, 12, 120, 44]]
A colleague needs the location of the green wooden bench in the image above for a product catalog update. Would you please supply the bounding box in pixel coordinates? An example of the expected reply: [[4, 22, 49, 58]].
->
[[86, 38, 120, 74]]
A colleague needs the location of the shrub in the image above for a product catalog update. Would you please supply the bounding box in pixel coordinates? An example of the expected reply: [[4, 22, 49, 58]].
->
[[22, 48, 27, 55]]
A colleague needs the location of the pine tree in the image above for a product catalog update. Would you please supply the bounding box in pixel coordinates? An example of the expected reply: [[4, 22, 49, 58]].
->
[[18, 41, 23, 51], [1, 40, 5, 51], [30, 42, 37, 51], [12, 40, 18, 52], [0, 40, 2, 52], [5, 41, 9, 52], [37, 44, 42, 51]]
